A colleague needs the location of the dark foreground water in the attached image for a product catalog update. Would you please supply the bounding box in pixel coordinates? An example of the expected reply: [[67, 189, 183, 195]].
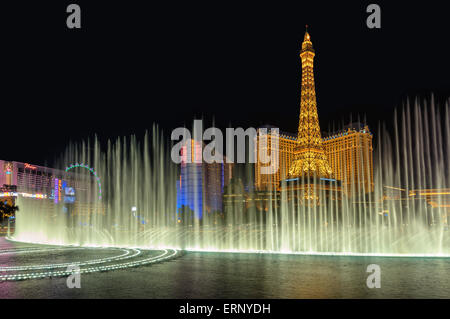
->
[[0, 237, 449, 298]]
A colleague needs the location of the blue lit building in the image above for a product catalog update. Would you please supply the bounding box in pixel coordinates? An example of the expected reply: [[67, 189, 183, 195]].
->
[[176, 140, 233, 221]]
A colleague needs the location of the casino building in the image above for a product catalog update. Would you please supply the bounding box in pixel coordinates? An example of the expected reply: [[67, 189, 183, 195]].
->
[[0, 160, 100, 220], [0, 160, 67, 201], [176, 139, 234, 221], [255, 124, 374, 196]]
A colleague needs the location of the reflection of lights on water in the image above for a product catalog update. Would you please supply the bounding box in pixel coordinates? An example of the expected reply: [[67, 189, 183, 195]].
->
[[183, 247, 450, 258], [0, 247, 134, 271], [0, 243, 178, 281]]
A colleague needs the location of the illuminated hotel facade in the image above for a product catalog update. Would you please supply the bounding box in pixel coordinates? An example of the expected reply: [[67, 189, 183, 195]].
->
[[255, 126, 373, 194], [322, 123, 374, 194], [0, 160, 65, 200], [176, 139, 233, 221], [0, 160, 95, 207], [255, 128, 297, 191], [0, 160, 107, 226]]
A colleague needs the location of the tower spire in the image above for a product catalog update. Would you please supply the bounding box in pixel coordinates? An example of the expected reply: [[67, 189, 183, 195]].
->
[[304, 24, 310, 41], [289, 27, 333, 178]]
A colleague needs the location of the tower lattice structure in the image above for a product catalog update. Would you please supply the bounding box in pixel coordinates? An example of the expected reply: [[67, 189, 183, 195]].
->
[[289, 28, 333, 179]]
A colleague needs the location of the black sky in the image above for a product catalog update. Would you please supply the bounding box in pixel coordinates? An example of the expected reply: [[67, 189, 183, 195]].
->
[[1, 1, 449, 165]]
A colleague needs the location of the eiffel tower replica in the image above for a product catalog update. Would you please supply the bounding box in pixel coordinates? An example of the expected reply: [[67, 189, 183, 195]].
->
[[285, 27, 339, 204]]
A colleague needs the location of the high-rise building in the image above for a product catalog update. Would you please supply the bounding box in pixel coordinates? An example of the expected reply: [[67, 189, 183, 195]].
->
[[0, 160, 82, 200], [323, 123, 374, 194], [0, 159, 103, 223], [255, 125, 374, 196], [204, 160, 233, 213], [177, 140, 204, 219], [255, 128, 297, 190], [176, 139, 234, 220]]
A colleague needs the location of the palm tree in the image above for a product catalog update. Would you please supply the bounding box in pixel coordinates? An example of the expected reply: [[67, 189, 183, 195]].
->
[[0, 201, 19, 221]]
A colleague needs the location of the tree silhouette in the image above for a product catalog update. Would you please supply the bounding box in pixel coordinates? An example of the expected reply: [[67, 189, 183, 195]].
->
[[0, 201, 19, 221]]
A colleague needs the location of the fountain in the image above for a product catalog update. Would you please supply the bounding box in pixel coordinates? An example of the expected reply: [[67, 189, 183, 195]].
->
[[12, 98, 450, 256]]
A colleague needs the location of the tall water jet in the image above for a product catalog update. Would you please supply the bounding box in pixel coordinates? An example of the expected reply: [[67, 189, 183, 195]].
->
[[12, 98, 450, 256]]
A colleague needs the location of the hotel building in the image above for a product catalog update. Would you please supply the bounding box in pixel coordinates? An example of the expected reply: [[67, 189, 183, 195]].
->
[[176, 139, 234, 220], [0, 160, 99, 218], [323, 123, 374, 194], [255, 124, 374, 195]]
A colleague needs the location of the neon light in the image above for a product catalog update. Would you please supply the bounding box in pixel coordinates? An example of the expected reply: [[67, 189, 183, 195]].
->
[[54, 179, 59, 204], [0, 192, 18, 197], [19, 192, 47, 199], [65, 163, 102, 200], [24, 163, 37, 170], [320, 178, 337, 182], [58, 179, 62, 202], [419, 192, 450, 196]]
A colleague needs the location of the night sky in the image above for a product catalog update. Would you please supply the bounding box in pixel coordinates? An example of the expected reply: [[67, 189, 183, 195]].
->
[[2, 1, 449, 166]]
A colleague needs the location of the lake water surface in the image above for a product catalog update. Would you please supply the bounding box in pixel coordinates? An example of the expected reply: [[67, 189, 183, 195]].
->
[[0, 237, 449, 298]]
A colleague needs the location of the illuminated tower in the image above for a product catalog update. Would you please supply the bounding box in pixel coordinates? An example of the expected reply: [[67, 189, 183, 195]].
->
[[289, 27, 333, 178]]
